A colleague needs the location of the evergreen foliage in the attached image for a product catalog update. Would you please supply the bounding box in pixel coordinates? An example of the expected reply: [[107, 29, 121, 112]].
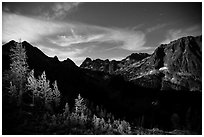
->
[[52, 81, 61, 107], [9, 40, 29, 106], [8, 81, 18, 100], [74, 94, 87, 115], [34, 94, 132, 134], [10, 40, 28, 81], [27, 70, 61, 112]]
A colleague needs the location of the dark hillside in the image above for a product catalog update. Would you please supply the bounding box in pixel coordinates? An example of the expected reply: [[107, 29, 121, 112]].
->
[[2, 36, 202, 133]]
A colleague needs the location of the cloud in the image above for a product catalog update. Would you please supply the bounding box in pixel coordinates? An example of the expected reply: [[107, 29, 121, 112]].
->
[[108, 29, 147, 51], [48, 26, 147, 51], [39, 46, 84, 60], [146, 24, 167, 33], [2, 12, 72, 42], [44, 2, 81, 20], [3, 5, 10, 12], [3, 12, 148, 65], [37, 44, 87, 66], [49, 32, 105, 47], [161, 25, 202, 44]]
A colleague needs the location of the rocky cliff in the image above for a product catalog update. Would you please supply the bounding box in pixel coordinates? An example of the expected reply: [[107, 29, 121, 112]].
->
[[80, 36, 202, 91]]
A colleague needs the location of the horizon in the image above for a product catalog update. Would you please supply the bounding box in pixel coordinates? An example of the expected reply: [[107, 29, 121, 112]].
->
[[3, 34, 202, 66], [2, 2, 202, 66]]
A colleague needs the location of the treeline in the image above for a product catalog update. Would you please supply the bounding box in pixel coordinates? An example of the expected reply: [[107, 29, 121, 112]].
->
[[2, 41, 200, 135], [2, 41, 132, 135]]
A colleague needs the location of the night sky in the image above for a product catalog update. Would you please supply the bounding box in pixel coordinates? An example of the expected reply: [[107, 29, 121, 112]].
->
[[2, 2, 202, 66]]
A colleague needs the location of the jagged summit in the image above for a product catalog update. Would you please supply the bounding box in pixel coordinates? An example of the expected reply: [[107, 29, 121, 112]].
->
[[3, 40, 76, 67], [3, 35, 201, 92], [124, 53, 150, 61], [124, 35, 202, 91], [147, 35, 202, 76], [53, 56, 59, 61], [80, 53, 150, 73], [80, 35, 202, 91]]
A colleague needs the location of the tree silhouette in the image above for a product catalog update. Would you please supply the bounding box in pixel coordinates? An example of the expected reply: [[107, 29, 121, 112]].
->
[[9, 39, 29, 107], [74, 94, 87, 115], [27, 70, 61, 112]]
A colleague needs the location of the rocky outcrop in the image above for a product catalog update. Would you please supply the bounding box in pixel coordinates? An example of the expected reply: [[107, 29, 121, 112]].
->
[[80, 36, 202, 91], [118, 36, 202, 91], [80, 58, 113, 73], [80, 53, 150, 74]]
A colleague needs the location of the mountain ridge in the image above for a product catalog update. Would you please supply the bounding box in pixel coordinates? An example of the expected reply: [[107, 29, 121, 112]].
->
[[80, 35, 202, 92], [3, 35, 202, 92], [2, 35, 202, 132]]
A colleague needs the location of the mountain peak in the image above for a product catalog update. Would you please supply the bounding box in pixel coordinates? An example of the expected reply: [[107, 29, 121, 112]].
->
[[123, 35, 202, 91], [124, 52, 150, 61], [80, 35, 202, 91], [9, 40, 16, 44], [61, 58, 77, 67], [80, 52, 150, 73], [53, 56, 59, 61]]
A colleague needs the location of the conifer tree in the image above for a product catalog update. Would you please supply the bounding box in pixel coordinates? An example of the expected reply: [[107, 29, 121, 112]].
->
[[74, 94, 86, 115], [38, 71, 52, 104], [52, 80, 61, 107], [8, 81, 18, 101], [9, 39, 29, 106], [63, 102, 70, 117], [27, 70, 61, 111], [27, 69, 38, 105]]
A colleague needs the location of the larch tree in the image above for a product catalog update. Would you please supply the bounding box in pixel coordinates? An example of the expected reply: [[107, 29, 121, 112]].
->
[[27, 70, 61, 112], [9, 39, 29, 107], [74, 94, 87, 115]]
